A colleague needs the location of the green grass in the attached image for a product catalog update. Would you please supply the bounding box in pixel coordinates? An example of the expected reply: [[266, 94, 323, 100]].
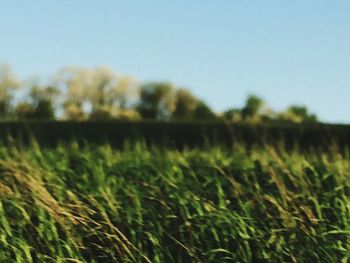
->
[[0, 140, 349, 262]]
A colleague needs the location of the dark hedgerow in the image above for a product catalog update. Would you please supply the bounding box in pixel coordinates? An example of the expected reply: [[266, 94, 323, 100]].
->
[[0, 121, 349, 151]]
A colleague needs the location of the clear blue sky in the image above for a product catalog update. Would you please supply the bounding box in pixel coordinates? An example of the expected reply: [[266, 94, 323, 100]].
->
[[1, 1, 349, 123]]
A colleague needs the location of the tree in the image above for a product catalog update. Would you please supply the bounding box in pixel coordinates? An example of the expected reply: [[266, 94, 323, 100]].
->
[[29, 85, 60, 120], [137, 82, 175, 120], [15, 82, 60, 120], [222, 108, 242, 122], [278, 105, 317, 123], [115, 109, 141, 121], [62, 101, 86, 121], [288, 105, 317, 122], [54, 67, 90, 120], [55, 67, 139, 120], [88, 67, 139, 118], [88, 67, 117, 110], [241, 95, 264, 121], [0, 65, 20, 118], [14, 102, 34, 120], [193, 100, 217, 120], [89, 105, 114, 120], [172, 89, 198, 120]]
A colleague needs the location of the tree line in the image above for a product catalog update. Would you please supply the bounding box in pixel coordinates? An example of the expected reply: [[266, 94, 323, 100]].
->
[[0, 64, 318, 123]]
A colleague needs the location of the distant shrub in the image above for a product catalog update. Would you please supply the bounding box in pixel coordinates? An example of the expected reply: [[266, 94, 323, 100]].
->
[[116, 109, 141, 120]]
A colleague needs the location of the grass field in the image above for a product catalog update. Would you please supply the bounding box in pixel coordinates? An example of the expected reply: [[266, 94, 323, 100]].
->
[[0, 140, 349, 262]]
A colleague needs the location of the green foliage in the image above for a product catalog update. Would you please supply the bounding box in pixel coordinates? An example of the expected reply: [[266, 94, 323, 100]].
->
[[284, 105, 318, 123], [172, 89, 198, 120], [137, 82, 175, 120], [15, 100, 56, 120], [32, 100, 56, 120], [222, 108, 242, 122], [0, 65, 20, 118], [15, 86, 59, 120], [242, 95, 264, 120], [63, 101, 86, 121], [14, 102, 34, 119], [193, 101, 217, 120], [89, 105, 113, 120], [0, 65, 321, 123], [115, 109, 141, 121], [0, 140, 349, 262], [0, 101, 12, 119]]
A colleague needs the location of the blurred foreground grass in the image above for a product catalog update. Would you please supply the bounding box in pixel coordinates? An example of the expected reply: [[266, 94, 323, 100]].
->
[[0, 141, 349, 262]]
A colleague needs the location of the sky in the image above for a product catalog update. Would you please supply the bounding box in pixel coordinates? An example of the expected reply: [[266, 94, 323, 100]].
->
[[1, 0, 350, 123]]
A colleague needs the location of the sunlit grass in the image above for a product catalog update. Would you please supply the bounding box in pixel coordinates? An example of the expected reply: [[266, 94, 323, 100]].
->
[[0, 141, 349, 262]]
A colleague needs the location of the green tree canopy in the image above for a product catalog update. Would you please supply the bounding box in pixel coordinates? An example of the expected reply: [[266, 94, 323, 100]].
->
[[222, 108, 242, 122], [29, 85, 60, 120], [241, 95, 264, 120], [0, 65, 20, 118], [193, 100, 217, 120], [172, 88, 198, 120], [278, 105, 318, 123], [137, 82, 175, 120]]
